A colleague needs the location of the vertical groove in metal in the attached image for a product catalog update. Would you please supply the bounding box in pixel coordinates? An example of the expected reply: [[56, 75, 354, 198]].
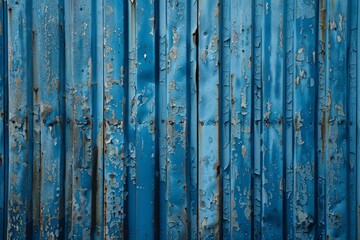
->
[[316, 0, 327, 238], [0, 0, 4, 237], [157, 0, 167, 238], [357, 0, 360, 238], [188, 1, 198, 238], [252, 0, 263, 238], [220, 0, 230, 238], [357, 0, 360, 237], [92, 0, 104, 238], [1, 0, 360, 239], [2, 0, 8, 238]]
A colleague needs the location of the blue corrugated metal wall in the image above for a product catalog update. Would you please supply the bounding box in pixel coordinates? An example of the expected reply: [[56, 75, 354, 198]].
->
[[0, 0, 359, 239]]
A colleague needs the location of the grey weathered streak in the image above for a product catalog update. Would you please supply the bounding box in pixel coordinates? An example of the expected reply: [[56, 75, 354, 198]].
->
[[0, 0, 360, 239]]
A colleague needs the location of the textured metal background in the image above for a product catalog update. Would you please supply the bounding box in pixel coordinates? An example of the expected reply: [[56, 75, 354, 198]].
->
[[0, 0, 359, 239]]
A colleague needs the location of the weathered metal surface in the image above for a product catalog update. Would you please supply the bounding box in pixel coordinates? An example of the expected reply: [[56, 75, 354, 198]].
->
[[1, 0, 360, 239]]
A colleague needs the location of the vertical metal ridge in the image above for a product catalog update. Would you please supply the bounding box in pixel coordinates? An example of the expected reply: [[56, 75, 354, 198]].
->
[[293, 0, 318, 238], [197, 0, 221, 238], [165, 0, 190, 237], [32, 0, 66, 237], [103, 0, 126, 238], [6, 0, 34, 237], [326, 0, 350, 238], [261, 0, 286, 238]]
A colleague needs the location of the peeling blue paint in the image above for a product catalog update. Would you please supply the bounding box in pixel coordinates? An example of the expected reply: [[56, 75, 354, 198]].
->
[[1, 0, 360, 239]]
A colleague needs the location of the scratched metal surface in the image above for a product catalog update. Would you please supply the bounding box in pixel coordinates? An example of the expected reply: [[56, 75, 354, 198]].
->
[[0, 0, 360, 239]]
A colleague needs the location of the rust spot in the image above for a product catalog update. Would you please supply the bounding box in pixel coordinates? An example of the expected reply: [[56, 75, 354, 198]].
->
[[319, 0, 326, 41], [294, 117, 299, 131], [216, 163, 220, 176]]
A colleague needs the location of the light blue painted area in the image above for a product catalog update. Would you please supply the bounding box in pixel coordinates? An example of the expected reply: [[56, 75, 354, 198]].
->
[[0, 0, 359, 239]]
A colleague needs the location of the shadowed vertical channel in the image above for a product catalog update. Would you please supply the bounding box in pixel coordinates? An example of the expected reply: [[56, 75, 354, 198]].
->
[[31, 1, 41, 238], [284, 0, 295, 238], [188, 0, 198, 238], [357, 0, 360, 237], [64, 0, 74, 236], [157, 0, 167, 238], [91, 0, 104, 238], [126, 0, 137, 237], [316, 0, 328, 237], [220, 0, 230, 238], [0, 0, 5, 236], [252, 0, 264, 238]]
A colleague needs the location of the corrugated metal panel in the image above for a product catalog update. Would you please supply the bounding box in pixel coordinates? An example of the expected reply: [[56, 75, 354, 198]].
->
[[0, 0, 359, 239]]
